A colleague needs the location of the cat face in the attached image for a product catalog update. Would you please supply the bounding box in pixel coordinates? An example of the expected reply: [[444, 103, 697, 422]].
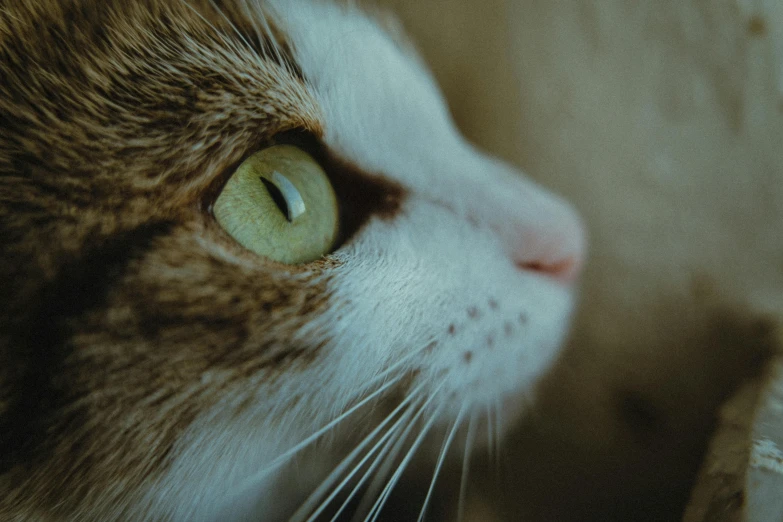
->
[[0, 0, 585, 519]]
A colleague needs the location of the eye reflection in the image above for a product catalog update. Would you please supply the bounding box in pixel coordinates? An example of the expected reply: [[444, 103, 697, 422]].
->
[[264, 170, 306, 222]]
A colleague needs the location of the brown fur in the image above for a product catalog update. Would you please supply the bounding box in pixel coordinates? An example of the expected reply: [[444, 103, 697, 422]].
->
[[0, 0, 401, 519]]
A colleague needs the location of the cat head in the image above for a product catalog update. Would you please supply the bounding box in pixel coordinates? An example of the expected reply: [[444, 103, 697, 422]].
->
[[0, 0, 585, 518]]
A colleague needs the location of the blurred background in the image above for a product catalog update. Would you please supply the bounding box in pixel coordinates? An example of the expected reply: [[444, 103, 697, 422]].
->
[[367, 1, 783, 520]]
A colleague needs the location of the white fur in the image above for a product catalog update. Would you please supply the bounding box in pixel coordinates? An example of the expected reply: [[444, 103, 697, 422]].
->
[[145, 1, 585, 520], [273, 0, 583, 412]]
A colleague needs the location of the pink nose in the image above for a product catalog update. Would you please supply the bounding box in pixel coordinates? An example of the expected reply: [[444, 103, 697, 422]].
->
[[511, 202, 586, 283]]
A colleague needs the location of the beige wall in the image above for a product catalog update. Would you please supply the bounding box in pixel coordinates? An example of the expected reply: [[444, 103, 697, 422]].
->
[[371, 1, 783, 520]]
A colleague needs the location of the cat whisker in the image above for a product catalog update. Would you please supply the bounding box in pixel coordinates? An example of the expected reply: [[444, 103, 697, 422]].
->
[[349, 379, 447, 522], [348, 337, 438, 412], [305, 397, 421, 522], [325, 405, 413, 522], [225, 339, 433, 513], [289, 383, 427, 522], [485, 404, 494, 462], [328, 381, 448, 522], [235, 340, 432, 494], [417, 403, 467, 522], [231, 373, 407, 495], [356, 350, 418, 395], [457, 410, 478, 522], [349, 398, 422, 521], [363, 402, 446, 522], [494, 398, 502, 476]]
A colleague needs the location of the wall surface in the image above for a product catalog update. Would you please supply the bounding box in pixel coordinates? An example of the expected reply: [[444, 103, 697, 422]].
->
[[371, 1, 783, 520]]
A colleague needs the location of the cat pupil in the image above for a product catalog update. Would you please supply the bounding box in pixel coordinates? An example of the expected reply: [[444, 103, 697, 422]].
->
[[260, 176, 292, 222]]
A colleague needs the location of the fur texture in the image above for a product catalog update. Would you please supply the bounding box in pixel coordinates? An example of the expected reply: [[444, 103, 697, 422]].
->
[[0, 0, 585, 520]]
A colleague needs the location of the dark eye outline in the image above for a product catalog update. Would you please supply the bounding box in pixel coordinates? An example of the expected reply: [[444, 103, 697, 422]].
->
[[202, 130, 406, 260]]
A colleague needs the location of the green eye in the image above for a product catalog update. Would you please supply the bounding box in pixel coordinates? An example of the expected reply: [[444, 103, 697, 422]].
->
[[213, 144, 339, 264]]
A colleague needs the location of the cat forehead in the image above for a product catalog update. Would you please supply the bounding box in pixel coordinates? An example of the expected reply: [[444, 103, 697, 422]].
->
[[0, 0, 462, 230], [270, 0, 459, 169], [271, 0, 443, 105]]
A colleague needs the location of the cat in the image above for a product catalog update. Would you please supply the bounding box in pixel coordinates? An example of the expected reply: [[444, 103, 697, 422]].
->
[[0, 0, 586, 520]]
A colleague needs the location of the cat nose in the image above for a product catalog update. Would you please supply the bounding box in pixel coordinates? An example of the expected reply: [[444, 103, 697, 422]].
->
[[510, 200, 586, 283]]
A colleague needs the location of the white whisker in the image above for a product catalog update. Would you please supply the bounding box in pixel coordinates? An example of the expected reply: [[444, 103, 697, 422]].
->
[[231, 339, 434, 498], [327, 397, 425, 522], [290, 384, 425, 522], [346, 338, 435, 407], [232, 374, 406, 496], [372, 338, 439, 382], [494, 398, 502, 475], [457, 410, 477, 522], [365, 403, 445, 522], [486, 405, 494, 462], [358, 349, 418, 393], [306, 398, 420, 522], [417, 403, 466, 522], [350, 379, 446, 522]]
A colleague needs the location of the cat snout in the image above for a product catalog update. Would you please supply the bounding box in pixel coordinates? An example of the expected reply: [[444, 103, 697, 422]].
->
[[510, 199, 586, 283]]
